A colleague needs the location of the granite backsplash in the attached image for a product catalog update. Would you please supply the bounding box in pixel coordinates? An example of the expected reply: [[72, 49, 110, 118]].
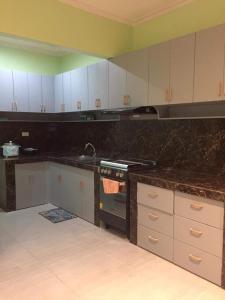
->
[[1, 118, 225, 173]]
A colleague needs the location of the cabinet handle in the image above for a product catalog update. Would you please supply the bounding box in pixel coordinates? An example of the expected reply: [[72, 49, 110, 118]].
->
[[190, 203, 203, 210], [123, 95, 130, 106], [15, 102, 17, 112], [147, 192, 158, 199], [95, 98, 101, 108], [61, 103, 65, 112], [41, 104, 43, 112], [189, 254, 202, 264], [148, 235, 159, 243], [170, 88, 173, 102], [76, 101, 81, 110], [218, 82, 223, 97], [190, 228, 203, 238], [44, 105, 46, 113], [80, 181, 84, 189], [11, 102, 14, 111], [224, 84, 225, 96], [165, 89, 169, 102], [148, 212, 159, 221]]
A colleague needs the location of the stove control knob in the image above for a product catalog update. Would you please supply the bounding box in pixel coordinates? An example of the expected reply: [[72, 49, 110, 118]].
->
[[101, 169, 104, 174], [104, 169, 108, 174], [116, 172, 120, 177], [119, 172, 124, 178], [107, 170, 112, 175]]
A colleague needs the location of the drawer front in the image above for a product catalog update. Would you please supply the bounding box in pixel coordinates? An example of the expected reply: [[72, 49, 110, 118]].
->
[[137, 183, 174, 214], [175, 192, 224, 229], [138, 225, 173, 261], [174, 216, 223, 257], [138, 204, 173, 237], [174, 240, 222, 285]]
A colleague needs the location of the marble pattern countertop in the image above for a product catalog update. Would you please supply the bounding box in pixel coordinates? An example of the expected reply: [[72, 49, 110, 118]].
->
[[129, 168, 225, 202]]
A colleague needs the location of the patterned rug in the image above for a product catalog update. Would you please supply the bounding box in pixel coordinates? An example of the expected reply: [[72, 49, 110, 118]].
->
[[39, 208, 76, 223]]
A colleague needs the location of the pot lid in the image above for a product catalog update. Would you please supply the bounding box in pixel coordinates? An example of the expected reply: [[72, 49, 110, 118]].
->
[[3, 141, 20, 146]]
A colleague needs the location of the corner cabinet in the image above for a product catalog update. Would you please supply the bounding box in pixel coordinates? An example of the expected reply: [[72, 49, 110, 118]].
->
[[48, 163, 94, 224], [88, 60, 109, 110], [109, 48, 148, 108], [194, 24, 225, 102]]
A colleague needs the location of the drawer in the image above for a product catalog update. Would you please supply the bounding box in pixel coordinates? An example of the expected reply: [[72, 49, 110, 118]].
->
[[138, 204, 173, 237], [137, 183, 174, 214], [174, 215, 223, 257], [174, 240, 222, 285], [138, 225, 173, 261], [175, 192, 224, 229]]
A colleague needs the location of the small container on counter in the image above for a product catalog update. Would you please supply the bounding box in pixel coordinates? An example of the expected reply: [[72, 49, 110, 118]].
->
[[1, 141, 21, 158]]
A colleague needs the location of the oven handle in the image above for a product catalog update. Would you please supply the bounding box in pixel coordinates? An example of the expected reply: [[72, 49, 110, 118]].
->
[[100, 177, 126, 186]]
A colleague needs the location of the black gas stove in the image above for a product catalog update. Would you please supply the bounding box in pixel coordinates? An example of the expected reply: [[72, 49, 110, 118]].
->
[[99, 158, 156, 238]]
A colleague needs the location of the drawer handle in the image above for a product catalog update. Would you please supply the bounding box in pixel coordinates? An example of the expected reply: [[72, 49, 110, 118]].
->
[[148, 235, 159, 243], [148, 193, 158, 199], [190, 203, 203, 210], [148, 212, 159, 221], [190, 228, 203, 238], [189, 254, 202, 264]]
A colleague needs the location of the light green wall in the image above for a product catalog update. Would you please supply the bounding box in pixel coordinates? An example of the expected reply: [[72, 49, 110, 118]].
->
[[0, 46, 61, 74], [60, 53, 102, 73], [132, 0, 225, 50], [0, 0, 132, 58]]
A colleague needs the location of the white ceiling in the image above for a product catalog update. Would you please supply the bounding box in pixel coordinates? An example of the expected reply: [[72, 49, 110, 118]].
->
[[60, 0, 194, 25]]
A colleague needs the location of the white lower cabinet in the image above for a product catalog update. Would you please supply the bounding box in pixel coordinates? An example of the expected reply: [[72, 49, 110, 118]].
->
[[174, 240, 222, 285], [15, 163, 48, 210], [137, 183, 224, 286], [48, 163, 94, 223]]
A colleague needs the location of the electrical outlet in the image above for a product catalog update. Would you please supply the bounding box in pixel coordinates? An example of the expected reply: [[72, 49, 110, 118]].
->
[[21, 131, 29, 137]]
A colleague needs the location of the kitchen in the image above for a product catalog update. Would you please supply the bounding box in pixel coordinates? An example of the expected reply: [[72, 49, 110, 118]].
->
[[1, 0, 225, 299]]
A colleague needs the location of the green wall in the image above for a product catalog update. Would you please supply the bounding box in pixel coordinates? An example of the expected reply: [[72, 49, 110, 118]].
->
[[0, 0, 132, 58], [132, 0, 225, 50], [60, 53, 102, 73], [0, 46, 61, 74]]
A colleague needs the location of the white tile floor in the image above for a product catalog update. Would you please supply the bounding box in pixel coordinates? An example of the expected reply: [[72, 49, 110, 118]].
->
[[0, 204, 225, 300]]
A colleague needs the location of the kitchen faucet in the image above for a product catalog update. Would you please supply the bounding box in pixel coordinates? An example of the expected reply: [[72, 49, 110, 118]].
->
[[84, 143, 96, 158]]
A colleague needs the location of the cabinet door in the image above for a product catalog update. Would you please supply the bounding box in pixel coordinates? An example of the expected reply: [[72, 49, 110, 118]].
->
[[79, 171, 94, 223], [149, 41, 171, 105], [62, 71, 72, 112], [28, 73, 42, 112], [88, 60, 109, 110], [124, 48, 149, 107], [108, 60, 126, 108], [0, 69, 13, 111], [54, 73, 64, 112], [13, 70, 29, 112], [71, 67, 88, 111], [194, 24, 225, 102], [42, 75, 54, 113], [170, 34, 195, 104], [15, 165, 32, 210]]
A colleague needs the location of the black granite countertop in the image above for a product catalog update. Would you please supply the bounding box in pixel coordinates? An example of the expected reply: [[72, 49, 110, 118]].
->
[[0, 153, 101, 172], [129, 168, 225, 202]]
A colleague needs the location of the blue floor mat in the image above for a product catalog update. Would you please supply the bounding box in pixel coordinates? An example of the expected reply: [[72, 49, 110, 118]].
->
[[39, 208, 76, 223]]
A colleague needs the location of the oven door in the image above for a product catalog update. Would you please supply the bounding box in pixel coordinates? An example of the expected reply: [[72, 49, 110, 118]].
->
[[99, 176, 127, 219]]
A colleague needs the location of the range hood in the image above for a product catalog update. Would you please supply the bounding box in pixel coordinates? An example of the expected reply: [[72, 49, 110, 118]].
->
[[101, 106, 158, 119]]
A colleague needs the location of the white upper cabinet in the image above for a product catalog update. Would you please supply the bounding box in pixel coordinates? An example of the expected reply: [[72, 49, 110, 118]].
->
[[42, 75, 54, 113], [13, 70, 29, 112], [170, 34, 195, 104], [54, 73, 64, 112], [149, 41, 171, 105], [88, 60, 109, 110], [109, 60, 126, 108], [62, 71, 72, 112], [0, 69, 13, 111], [71, 67, 88, 111], [194, 24, 225, 102], [109, 49, 148, 108], [124, 49, 148, 107], [28, 73, 42, 113]]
